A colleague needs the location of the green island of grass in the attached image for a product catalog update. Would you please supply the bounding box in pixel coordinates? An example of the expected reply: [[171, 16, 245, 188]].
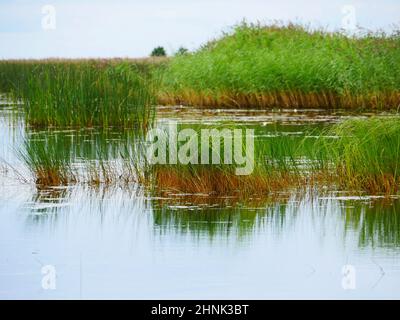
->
[[160, 22, 400, 109]]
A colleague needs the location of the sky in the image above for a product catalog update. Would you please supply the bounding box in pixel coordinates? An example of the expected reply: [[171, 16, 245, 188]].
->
[[0, 0, 399, 59]]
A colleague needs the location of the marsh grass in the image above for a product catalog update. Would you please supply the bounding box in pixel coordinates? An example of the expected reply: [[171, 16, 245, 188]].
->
[[16, 117, 400, 196], [150, 118, 400, 195], [18, 128, 147, 186], [161, 22, 400, 109], [2, 23, 400, 112], [0, 60, 161, 128], [19, 135, 76, 185], [18, 123, 314, 193], [316, 116, 400, 193]]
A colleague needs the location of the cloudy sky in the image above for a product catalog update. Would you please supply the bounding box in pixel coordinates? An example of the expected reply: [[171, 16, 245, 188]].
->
[[0, 0, 399, 59]]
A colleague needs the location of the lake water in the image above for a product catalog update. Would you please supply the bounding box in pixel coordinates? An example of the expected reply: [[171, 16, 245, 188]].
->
[[1, 103, 400, 299]]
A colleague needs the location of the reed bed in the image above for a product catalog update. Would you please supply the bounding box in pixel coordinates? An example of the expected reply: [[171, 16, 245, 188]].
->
[[158, 90, 400, 110], [134, 117, 400, 196], [16, 122, 315, 192], [18, 128, 147, 186], [152, 166, 308, 196], [0, 60, 161, 128], [160, 22, 400, 109], [315, 116, 400, 193], [15, 116, 400, 196]]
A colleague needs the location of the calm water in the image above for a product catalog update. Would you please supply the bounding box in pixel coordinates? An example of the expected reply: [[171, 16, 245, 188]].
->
[[1, 104, 400, 299]]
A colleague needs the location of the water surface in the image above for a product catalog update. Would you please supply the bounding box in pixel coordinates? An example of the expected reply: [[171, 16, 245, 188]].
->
[[1, 104, 400, 299]]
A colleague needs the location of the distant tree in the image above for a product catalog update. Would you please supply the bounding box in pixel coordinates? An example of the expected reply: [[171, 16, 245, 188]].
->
[[175, 47, 189, 56], [150, 46, 167, 57]]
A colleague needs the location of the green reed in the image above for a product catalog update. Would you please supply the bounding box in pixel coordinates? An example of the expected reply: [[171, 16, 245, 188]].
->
[[18, 127, 149, 186], [0, 60, 160, 128], [133, 118, 400, 195], [19, 133, 76, 185], [160, 22, 400, 109], [16, 117, 400, 195], [315, 116, 400, 193]]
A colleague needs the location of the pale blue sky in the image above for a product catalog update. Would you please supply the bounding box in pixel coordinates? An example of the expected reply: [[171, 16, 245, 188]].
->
[[0, 0, 399, 59]]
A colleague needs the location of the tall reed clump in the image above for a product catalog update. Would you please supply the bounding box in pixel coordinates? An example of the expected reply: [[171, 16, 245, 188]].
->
[[16, 115, 400, 196], [147, 123, 313, 196], [315, 117, 400, 193], [0, 60, 160, 128], [160, 22, 400, 109], [18, 128, 149, 187], [19, 134, 76, 186], [0, 61, 35, 100], [150, 119, 400, 196]]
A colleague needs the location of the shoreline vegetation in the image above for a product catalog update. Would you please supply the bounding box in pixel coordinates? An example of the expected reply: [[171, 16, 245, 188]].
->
[[0, 23, 399, 113], [16, 117, 400, 196], [0, 59, 163, 128], [0, 22, 399, 196], [160, 23, 400, 109]]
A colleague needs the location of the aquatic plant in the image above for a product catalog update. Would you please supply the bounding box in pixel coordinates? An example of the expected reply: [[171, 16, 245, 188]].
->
[[149, 118, 400, 195], [0, 60, 161, 128], [16, 116, 400, 196], [19, 134, 76, 185], [160, 22, 400, 109], [18, 128, 148, 186], [143, 122, 320, 196], [316, 116, 400, 193]]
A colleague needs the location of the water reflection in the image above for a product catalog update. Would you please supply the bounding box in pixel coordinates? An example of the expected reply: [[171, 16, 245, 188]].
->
[[7, 105, 400, 251], [342, 198, 400, 249], [1, 105, 400, 298], [19, 182, 400, 251]]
